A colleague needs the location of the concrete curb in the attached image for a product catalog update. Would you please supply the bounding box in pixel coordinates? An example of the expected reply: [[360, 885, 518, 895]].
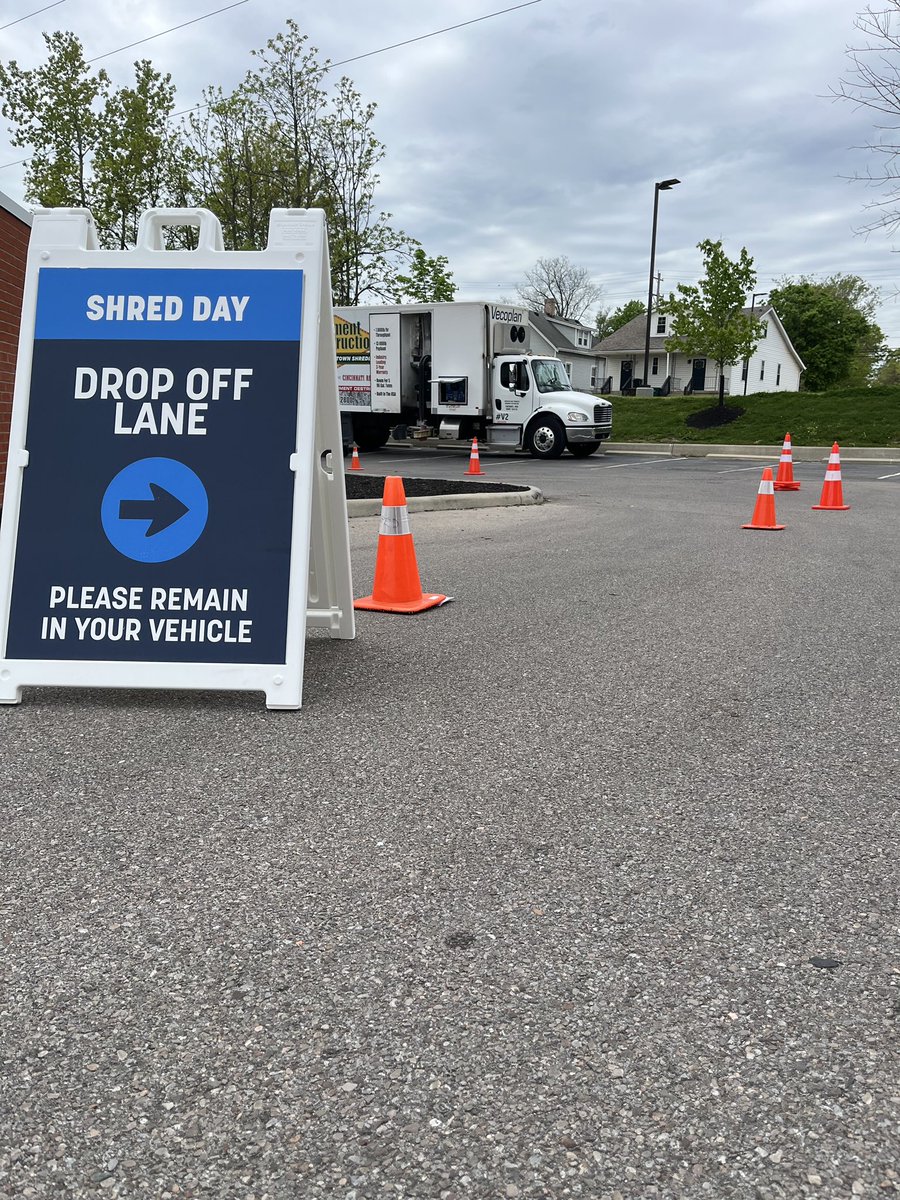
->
[[347, 485, 545, 518], [604, 441, 900, 463]]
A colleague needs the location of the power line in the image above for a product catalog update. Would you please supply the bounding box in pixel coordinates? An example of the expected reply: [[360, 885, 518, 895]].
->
[[0, 0, 66, 32], [328, 1, 543, 70], [87, 0, 249, 64], [0, 0, 544, 168], [172, 1, 543, 119], [0, 0, 251, 170]]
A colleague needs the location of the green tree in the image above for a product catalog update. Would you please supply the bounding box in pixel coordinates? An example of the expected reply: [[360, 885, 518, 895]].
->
[[185, 83, 288, 251], [3, 19, 425, 296], [659, 239, 764, 405], [243, 21, 330, 210], [0, 31, 108, 209], [318, 74, 416, 304], [595, 299, 645, 340], [1, 34, 188, 247], [873, 346, 900, 385], [186, 21, 416, 302], [392, 248, 456, 303], [93, 60, 185, 249], [768, 275, 885, 390]]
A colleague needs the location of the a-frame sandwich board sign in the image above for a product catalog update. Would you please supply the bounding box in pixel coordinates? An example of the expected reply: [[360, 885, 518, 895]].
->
[[0, 206, 354, 710]]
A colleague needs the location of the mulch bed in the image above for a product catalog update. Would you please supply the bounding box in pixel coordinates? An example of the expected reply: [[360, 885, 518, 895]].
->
[[345, 474, 530, 500], [685, 404, 746, 429]]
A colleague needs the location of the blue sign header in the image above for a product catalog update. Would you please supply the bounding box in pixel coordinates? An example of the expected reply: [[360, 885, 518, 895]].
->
[[34, 267, 303, 341]]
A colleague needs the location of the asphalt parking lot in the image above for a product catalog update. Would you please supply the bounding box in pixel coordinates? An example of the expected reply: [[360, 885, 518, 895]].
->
[[1, 448, 898, 1199]]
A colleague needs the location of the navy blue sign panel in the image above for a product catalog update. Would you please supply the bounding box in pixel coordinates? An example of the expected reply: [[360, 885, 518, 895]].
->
[[6, 267, 303, 664]]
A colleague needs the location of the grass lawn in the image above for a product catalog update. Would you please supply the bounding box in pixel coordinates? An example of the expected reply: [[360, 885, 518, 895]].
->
[[608, 386, 900, 446]]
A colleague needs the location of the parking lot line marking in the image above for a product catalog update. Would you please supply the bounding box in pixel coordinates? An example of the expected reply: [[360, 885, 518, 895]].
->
[[877, 470, 900, 480], [715, 463, 779, 473], [368, 457, 427, 465], [601, 457, 675, 468]]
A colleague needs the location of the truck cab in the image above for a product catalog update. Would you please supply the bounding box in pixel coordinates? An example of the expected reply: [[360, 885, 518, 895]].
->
[[494, 353, 612, 458]]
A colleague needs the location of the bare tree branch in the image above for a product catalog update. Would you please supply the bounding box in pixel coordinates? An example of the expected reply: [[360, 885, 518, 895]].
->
[[515, 255, 603, 322]]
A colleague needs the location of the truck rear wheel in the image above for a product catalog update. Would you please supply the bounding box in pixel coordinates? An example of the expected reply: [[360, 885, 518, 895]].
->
[[526, 415, 566, 459], [569, 441, 601, 457], [353, 418, 390, 452]]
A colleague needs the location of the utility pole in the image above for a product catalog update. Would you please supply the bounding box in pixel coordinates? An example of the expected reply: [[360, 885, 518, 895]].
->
[[642, 178, 680, 391]]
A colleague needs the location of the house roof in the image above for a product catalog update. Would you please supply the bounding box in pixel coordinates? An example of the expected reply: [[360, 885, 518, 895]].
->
[[764, 306, 805, 370], [529, 309, 599, 357], [0, 190, 32, 226], [594, 312, 663, 353], [594, 304, 805, 367]]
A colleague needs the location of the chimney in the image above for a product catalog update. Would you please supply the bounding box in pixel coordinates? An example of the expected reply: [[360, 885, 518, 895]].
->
[[543, 297, 557, 318]]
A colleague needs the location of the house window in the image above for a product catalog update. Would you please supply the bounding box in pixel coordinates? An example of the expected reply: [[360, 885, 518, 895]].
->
[[656, 316, 666, 334], [760, 322, 767, 337], [577, 328, 590, 347], [651, 356, 659, 376], [590, 365, 598, 388], [776, 363, 781, 386], [760, 361, 765, 381], [564, 362, 572, 379], [741, 363, 748, 381]]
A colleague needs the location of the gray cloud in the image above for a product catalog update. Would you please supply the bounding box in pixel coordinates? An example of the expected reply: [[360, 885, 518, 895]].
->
[[2, 0, 898, 339]]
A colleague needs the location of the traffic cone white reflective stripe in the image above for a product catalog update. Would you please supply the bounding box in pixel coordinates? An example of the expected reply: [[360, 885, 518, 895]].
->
[[379, 503, 411, 537], [354, 476, 451, 613], [812, 443, 850, 510], [774, 431, 800, 491], [465, 437, 482, 476], [742, 466, 785, 530]]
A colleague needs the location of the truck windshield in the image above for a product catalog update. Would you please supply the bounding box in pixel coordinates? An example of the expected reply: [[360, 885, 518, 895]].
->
[[532, 359, 573, 393]]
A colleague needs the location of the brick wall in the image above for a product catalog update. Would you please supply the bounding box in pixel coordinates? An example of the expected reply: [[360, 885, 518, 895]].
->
[[0, 201, 31, 500]]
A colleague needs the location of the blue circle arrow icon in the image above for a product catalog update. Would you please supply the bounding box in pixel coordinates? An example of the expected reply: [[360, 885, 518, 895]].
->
[[101, 458, 208, 562]]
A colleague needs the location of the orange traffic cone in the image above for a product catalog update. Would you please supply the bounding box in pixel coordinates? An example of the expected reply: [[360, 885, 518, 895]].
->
[[354, 477, 451, 613], [812, 443, 850, 510], [774, 432, 800, 491], [742, 467, 785, 530], [465, 437, 482, 476], [350, 444, 362, 471]]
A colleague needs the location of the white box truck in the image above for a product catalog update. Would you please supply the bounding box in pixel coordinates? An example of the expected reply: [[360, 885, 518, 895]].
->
[[334, 301, 612, 459]]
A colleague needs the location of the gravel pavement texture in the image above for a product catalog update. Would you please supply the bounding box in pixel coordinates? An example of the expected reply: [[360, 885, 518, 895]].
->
[[1, 455, 898, 1199]]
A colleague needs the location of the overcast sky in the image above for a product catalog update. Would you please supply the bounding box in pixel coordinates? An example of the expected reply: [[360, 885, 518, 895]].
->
[[3, 0, 899, 341]]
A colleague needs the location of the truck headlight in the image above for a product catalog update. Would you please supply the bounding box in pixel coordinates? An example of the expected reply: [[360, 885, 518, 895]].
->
[[567, 412, 589, 422]]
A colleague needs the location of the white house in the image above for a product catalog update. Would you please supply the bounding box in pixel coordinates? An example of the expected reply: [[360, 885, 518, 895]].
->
[[528, 300, 606, 392], [594, 304, 805, 395]]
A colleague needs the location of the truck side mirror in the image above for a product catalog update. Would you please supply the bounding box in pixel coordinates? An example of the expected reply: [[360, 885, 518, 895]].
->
[[515, 362, 529, 392]]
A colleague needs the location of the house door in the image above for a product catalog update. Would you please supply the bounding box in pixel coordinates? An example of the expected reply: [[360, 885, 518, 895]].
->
[[620, 360, 633, 390], [690, 359, 707, 391]]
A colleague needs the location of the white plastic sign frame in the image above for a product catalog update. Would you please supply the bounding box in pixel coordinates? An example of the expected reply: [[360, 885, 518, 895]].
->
[[0, 206, 354, 710]]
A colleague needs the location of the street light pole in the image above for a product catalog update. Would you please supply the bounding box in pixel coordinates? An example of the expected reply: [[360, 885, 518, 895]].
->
[[642, 178, 680, 393], [742, 290, 769, 397]]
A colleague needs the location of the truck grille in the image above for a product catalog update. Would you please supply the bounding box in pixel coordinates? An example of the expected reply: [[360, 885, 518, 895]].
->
[[594, 404, 612, 426]]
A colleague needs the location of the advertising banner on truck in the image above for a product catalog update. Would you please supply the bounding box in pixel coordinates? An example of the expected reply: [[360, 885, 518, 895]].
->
[[334, 309, 402, 415], [335, 312, 371, 409]]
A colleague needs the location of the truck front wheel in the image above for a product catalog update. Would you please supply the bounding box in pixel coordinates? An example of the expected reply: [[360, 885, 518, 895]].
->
[[526, 415, 566, 459]]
